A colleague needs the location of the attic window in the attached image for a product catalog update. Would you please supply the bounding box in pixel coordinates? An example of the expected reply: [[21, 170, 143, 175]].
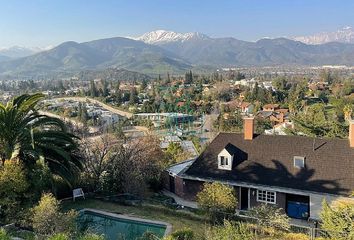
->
[[220, 156, 229, 166], [294, 156, 305, 169]]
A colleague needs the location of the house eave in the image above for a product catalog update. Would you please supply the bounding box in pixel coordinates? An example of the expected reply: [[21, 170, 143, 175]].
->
[[180, 173, 347, 198]]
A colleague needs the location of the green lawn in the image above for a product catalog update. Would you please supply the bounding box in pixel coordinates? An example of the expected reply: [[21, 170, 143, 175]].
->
[[62, 199, 210, 238]]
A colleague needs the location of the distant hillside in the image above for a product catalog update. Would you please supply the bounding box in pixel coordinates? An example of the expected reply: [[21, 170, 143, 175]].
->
[[143, 30, 354, 66], [2, 31, 354, 77], [76, 68, 152, 82], [294, 26, 354, 45], [0, 37, 191, 76], [0, 55, 11, 62]]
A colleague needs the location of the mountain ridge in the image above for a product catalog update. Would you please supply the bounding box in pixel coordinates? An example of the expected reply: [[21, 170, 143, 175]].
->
[[293, 26, 354, 45], [2, 30, 354, 77]]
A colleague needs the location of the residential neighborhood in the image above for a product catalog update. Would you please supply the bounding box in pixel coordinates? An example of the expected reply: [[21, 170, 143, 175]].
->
[[0, 1, 354, 240]]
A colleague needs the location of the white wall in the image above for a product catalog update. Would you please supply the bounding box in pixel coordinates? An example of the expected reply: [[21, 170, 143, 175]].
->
[[218, 149, 233, 170]]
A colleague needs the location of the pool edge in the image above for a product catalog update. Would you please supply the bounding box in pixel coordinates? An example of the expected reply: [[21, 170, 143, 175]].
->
[[81, 208, 173, 237]]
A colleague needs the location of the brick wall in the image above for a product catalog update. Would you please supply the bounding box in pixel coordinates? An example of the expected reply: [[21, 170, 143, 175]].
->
[[162, 171, 170, 190], [182, 179, 204, 201]]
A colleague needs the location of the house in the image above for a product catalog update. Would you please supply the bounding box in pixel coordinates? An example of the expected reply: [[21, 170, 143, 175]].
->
[[262, 104, 280, 112], [164, 117, 354, 221], [222, 100, 254, 115], [240, 102, 254, 114]]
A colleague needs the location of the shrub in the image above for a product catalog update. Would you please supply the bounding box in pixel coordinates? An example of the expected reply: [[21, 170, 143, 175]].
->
[[204, 220, 254, 240], [282, 233, 310, 240], [165, 228, 194, 240], [0, 228, 11, 240], [196, 182, 237, 221], [138, 231, 159, 240], [31, 193, 78, 236], [78, 233, 105, 240], [48, 233, 70, 240]]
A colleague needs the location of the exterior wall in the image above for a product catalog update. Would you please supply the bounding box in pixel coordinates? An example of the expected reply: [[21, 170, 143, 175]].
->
[[162, 171, 170, 190], [174, 176, 185, 197], [249, 188, 286, 213], [181, 179, 204, 201]]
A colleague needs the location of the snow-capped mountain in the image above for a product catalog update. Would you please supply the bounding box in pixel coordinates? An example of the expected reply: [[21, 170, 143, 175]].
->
[[293, 26, 354, 45], [0, 45, 53, 59], [134, 30, 210, 44]]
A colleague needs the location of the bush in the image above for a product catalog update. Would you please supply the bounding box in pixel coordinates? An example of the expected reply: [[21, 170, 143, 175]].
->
[[78, 233, 105, 240], [165, 228, 194, 240], [138, 231, 159, 240], [48, 233, 70, 240], [247, 204, 290, 233], [204, 220, 254, 240], [0, 228, 11, 240], [31, 193, 78, 236], [196, 182, 237, 221], [282, 233, 310, 240]]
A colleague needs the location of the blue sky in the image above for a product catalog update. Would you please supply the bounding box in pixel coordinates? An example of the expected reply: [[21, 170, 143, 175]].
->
[[0, 0, 353, 47]]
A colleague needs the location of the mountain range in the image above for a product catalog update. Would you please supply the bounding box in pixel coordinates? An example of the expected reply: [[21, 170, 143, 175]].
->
[[2, 28, 354, 77], [293, 26, 354, 45], [0, 46, 54, 61]]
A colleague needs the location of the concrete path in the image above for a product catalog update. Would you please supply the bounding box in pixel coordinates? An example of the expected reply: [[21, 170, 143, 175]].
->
[[162, 190, 198, 209]]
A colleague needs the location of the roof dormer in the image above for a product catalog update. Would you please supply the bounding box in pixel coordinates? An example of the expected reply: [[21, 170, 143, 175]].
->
[[217, 144, 236, 170]]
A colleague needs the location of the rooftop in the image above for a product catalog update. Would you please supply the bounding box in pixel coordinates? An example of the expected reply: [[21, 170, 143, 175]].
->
[[184, 133, 354, 196]]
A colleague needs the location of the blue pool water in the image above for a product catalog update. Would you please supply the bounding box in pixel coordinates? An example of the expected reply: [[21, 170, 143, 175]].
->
[[78, 210, 167, 240]]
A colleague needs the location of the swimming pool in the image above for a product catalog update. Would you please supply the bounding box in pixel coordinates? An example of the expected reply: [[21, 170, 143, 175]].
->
[[78, 209, 171, 240]]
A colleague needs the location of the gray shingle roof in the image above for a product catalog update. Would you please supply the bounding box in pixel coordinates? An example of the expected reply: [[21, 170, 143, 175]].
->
[[185, 133, 354, 196]]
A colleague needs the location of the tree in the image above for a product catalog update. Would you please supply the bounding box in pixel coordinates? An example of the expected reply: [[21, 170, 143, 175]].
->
[[90, 80, 98, 97], [101, 79, 109, 97], [81, 136, 168, 196], [319, 69, 333, 84], [141, 79, 148, 91], [196, 182, 237, 220], [235, 71, 245, 81], [247, 204, 290, 233], [165, 142, 190, 163], [0, 160, 29, 221], [292, 103, 348, 138], [0, 93, 82, 183], [185, 70, 193, 84], [272, 76, 288, 91], [80, 135, 121, 192], [129, 87, 138, 105], [320, 198, 354, 240]]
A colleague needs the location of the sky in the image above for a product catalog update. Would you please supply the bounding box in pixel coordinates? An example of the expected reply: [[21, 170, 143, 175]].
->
[[0, 0, 354, 48]]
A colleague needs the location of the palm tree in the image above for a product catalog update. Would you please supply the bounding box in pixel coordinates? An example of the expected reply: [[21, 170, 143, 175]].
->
[[0, 93, 82, 183]]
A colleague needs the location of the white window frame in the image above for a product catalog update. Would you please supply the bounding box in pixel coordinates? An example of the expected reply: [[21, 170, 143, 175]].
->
[[256, 189, 276, 204], [220, 156, 229, 166], [294, 156, 305, 169], [218, 155, 231, 170]]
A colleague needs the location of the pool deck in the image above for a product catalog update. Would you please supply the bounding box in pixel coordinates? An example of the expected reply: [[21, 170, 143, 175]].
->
[[81, 208, 173, 237]]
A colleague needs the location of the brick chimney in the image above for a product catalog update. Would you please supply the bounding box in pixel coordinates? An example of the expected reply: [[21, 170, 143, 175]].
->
[[349, 119, 354, 148], [244, 116, 255, 140]]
